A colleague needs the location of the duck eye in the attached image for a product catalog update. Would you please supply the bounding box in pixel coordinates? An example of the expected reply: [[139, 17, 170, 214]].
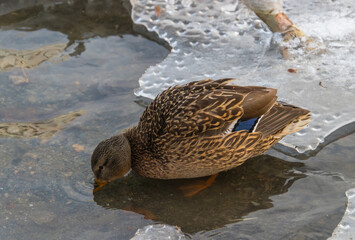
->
[[99, 165, 104, 170]]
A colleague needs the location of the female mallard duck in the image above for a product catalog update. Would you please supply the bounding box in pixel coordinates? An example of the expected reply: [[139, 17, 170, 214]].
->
[[91, 78, 310, 183]]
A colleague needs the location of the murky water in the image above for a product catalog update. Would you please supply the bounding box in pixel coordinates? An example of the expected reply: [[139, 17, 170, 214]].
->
[[0, 1, 354, 239]]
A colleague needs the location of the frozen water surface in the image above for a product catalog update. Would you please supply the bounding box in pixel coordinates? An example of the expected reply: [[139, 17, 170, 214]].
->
[[130, 0, 355, 153], [131, 224, 188, 240], [330, 188, 355, 240]]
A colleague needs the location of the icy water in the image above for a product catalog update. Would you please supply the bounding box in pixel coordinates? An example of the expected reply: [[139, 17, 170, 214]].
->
[[0, 1, 354, 239]]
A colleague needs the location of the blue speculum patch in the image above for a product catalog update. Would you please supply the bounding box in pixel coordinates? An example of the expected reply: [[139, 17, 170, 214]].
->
[[233, 118, 259, 132]]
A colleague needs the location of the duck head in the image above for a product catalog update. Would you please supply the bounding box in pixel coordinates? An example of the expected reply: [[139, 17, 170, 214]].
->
[[91, 134, 131, 184]]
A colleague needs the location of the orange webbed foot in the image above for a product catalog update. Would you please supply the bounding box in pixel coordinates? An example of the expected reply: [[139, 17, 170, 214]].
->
[[179, 174, 218, 197]]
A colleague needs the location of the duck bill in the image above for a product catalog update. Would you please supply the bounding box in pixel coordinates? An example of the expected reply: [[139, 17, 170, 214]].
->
[[93, 179, 108, 193], [93, 170, 130, 193]]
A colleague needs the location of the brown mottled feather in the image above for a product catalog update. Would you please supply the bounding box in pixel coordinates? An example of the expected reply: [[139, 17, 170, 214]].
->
[[123, 78, 311, 179], [255, 102, 311, 137]]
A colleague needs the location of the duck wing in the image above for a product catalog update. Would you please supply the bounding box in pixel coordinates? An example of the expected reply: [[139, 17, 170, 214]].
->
[[138, 78, 277, 141], [255, 102, 311, 137]]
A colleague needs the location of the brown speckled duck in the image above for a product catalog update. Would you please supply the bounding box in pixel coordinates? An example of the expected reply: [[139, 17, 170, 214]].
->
[[91, 78, 310, 184]]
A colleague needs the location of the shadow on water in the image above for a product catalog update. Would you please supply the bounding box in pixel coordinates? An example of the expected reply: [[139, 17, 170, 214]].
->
[[93, 155, 305, 233]]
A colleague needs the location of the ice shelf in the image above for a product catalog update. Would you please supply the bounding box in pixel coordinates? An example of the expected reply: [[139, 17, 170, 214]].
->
[[131, 224, 188, 240], [329, 188, 355, 240], [130, 0, 355, 153]]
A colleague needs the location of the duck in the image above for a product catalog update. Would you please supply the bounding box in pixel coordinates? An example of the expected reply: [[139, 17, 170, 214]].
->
[[91, 78, 310, 185]]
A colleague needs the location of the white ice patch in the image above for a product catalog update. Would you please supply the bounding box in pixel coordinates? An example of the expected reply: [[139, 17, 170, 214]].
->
[[131, 224, 188, 240], [329, 188, 355, 240], [130, 0, 355, 153]]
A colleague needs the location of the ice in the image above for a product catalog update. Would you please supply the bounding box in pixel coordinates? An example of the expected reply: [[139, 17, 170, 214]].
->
[[131, 224, 188, 240], [329, 188, 355, 240], [130, 0, 355, 152]]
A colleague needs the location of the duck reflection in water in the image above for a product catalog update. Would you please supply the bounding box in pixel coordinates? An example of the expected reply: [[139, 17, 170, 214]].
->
[[93, 155, 305, 233]]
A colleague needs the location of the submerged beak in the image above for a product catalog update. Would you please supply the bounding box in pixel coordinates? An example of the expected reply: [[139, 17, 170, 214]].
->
[[92, 169, 131, 193], [93, 179, 108, 193]]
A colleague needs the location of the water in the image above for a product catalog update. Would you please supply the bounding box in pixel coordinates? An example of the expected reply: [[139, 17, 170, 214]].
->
[[0, 1, 354, 239], [0, 1, 168, 239]]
